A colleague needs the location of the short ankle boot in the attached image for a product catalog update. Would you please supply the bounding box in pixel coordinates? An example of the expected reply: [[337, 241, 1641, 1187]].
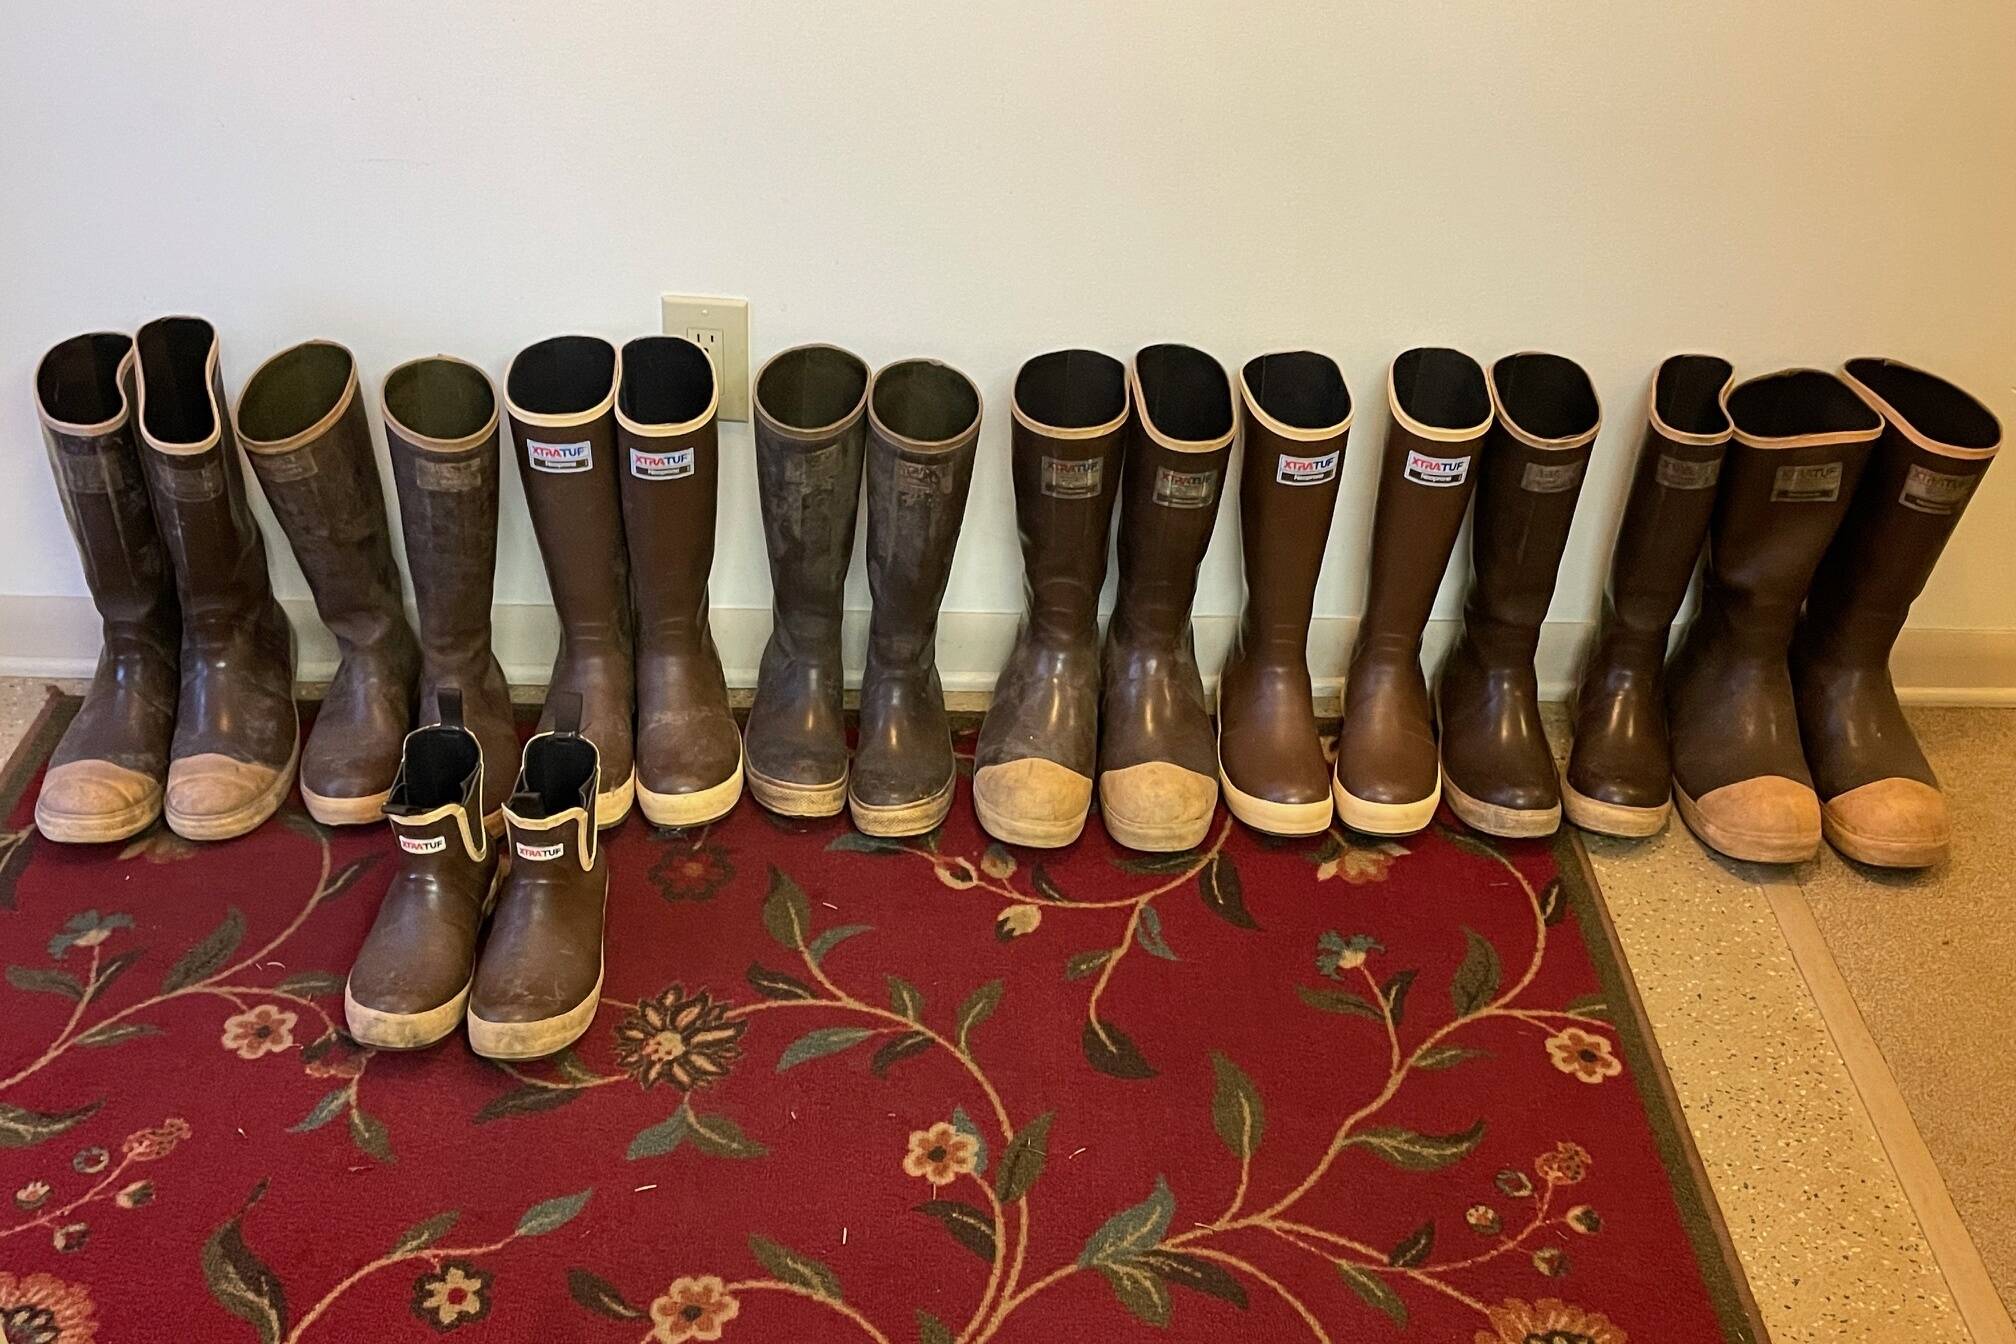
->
[[973, 350, 1128, 848], [1218, 351, 1351, 837], [1791, 359, 2001, 867], [1438, 352, 1601, 839], [33, 333, 180, 844], [237, 341, 421, 826], [1564, 355, 1732, 837]]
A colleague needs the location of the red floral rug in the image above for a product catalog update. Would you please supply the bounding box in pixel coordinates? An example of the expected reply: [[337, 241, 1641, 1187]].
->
[[0, 694, 1761, 1344]]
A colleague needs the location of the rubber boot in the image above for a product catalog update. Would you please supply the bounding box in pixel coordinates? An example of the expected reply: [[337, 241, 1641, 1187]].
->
[[1667, 369, 1882, 863], [973, 350, 1128, 847], [1564, 355, 1732, 837], [616, 335, 742, 827], [468, 694, 607, 1061], [237, 341, 421, 826], [344, 690, 502, 1050], [32, 333, 180, 844], [1217, 350, 1351, 836], [382, 356, 518, 823], [1098, 344, 1236, 852], [1791, 359, 2001, 867], [506, 335, 635, 828], [746, 345, 870, 817], [1438, 352, 1601, 838], [133, 316, 298, 842], [1333, 348, 1491, 835]]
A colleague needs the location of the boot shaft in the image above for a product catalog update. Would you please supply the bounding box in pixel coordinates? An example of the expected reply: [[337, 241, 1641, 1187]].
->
[[617, 335, 719, 647], [751, 344, 870, 652], [503, 713, 602, 877], [1235, 350, 1351, 660], [384, 701, 494, 879], [1008, 349, 1129, 646], [864, 359, 983, 670]]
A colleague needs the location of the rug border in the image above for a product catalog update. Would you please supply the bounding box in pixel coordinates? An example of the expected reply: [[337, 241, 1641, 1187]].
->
[[0, 684, 69, 822]]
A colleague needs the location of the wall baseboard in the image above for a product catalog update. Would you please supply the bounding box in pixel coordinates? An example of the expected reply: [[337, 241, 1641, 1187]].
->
[[1, 595, 2008, 706]]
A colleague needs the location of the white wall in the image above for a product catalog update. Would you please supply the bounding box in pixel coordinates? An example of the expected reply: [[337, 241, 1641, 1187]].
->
[[4, 2, 2013, 685]]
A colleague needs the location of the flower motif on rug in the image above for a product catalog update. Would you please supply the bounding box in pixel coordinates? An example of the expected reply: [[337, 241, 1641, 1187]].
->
[[219, 1004, 297, 1060], [647, 1275, 740, 1343], [651, 842, 734, 904], [901, 1120, 980, 1187], [0, 1271, 98, 1344], [1547, 1026, 1623, 1083], [1474, 1296, 1627, 1344], [410, 1259, 492, 1331], [614, 986, 747, 1092]]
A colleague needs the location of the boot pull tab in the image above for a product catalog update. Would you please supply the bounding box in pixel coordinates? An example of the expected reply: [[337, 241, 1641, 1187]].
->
[[436, 687, 464, 729], [548, 690, 583, 738]]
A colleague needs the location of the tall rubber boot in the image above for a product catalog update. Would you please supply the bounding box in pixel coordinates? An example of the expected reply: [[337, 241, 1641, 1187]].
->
[[32, 333, 180, 844], [382, 356, 517, 823], [1791, 359, 2001, 867], [1438, 352, 1601, 839], [746, 345, 870, 817], [1217, 350, 1351, 836], [1098, 343, 1236, 852], [1564, 355, 1732, 837], [973, 350, 1128, 847], [505, 335, 635, 828], [616, 336, 743, 827], [133, 316, 298, 842], [237, 341, 420, 826], [1667, 369, 1882, 863], [1333, 348, 1491, 836]]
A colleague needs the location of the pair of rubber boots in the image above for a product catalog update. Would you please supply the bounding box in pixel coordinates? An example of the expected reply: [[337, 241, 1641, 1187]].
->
[[344, 691, 608, 1058], [742, 346, 983, 837], [1568, 358, 2000, 867]]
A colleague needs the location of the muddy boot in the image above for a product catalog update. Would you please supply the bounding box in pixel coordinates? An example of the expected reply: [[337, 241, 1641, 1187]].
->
[[1333, 348, 1491, 835], [1791, 359, 2001, 868], [134, 317, 298, 842], [33, 334, 180, 844], [468, 695, 607, 1060], [850, 359, 982, 836], [506, 335, 635, 828], [1098, 344, 1236, 852], [1668, 369, 1883, 863], [1218, 351, 1352, 837], [973, 350, 1128, 848], [746, 345, 870, 817], [383, 356, 518, 823], [1563, 355, 1732, 838], [237, 341, 420, 826], [344, 690, 502, 1049], [1437, 352, 1601, 839], [617, 336, 742, 827]]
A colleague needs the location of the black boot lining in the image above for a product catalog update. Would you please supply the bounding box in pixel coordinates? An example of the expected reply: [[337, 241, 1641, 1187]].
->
[[872, 360, 981, 444], [516, 735, 599, 817], [384, 360, 495, 442], [135, 316, 218, 446], [1493, 352, 1600, 442], [619, 337, 716, 426], [386, 727, 481, 813], [757, 346, 869, 432], [1727, 370, 1882, 440], [1136, 344, 1233, 442], [508, 336, 617, 417], [1392, 347, 1490, 431], [1654, 355, 1734, 438], [1844, 359, 2000, 450], [237, 342, 354, 443], [37, 333, 131, 426], [1244, 351, 1352, 431], [1015, 349, 1126, 430]]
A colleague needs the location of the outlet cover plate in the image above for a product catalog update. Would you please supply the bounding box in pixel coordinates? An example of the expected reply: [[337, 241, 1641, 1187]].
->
[[660, 294, 750, 421]]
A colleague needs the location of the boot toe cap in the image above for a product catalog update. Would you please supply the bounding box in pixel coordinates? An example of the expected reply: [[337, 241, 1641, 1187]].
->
[[974, 758, 1093, 847], [1678, 775, 1821, 864], [1823, 778, 1950, 868], [1099, 762, 1216, 852], [165, 753, 295, 842], [36, 761, 163, 842]]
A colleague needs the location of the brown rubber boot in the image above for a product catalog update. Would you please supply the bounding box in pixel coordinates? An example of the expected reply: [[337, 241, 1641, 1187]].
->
[[1438, 352, 1601, 839], [506, 335, 636, 829], [616, 336, 743, 827], [344, 690, 502, 1050], [382, 356, 518, 823], [1217, 351, 1352, 837], [33, 333, 180, 844], [746, 345, 870, 817], [1098, 344, 1236, 852], [1791, 359, 2001, 868], [1563, 355, 1732, 838], [133, 317, 298, 842], [1668, 369, 1882, 863], [1333, 348, 1491, 835], [973, 350, 1129, 848], [468, 694, 607, 1060], [237, 341, 421, 826]]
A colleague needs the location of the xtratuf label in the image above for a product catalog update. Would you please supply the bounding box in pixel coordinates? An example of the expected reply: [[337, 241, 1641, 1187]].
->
[[527, 439, 593, 474], [515, 841, 565, 862], [1656, 454, 1721, 491], [1041, 456, 1103, 499], [1770, 462, 1843, 503], [1152, 466, 1218, 508], [1402, 449, 1469, 488], [1898, 464, 1977, 515], [629, 445, 695, 481], [398, 834, 447, 855], [1275, 450, 1339, 486]]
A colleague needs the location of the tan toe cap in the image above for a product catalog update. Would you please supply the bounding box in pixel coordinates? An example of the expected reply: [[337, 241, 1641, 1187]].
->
[[1678, 775, 1820, 864], [166, 753, 294, 842], [36, 761, 162, 843], [974, 758, 1094, 849], [1099, 762, 1216, 852], [1823, 778, 1950, 869]]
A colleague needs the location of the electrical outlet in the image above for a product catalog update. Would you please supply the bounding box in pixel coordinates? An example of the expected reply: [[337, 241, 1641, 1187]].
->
[[660, 294, 750, 420]]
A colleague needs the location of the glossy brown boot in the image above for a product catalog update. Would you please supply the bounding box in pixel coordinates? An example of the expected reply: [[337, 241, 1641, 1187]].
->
[[134, 316, 298, 842], [1217, 351, 1351, 837], [506, 335, 635, 828], [33, 334, 180, 844], [1099, 344, 1236, 852], [383, 356, 517, 823], [1438, 352, 1601, 839], [344, 691, 502, 1049], [746, 345, 870, 817], [237, 341, 420, 826], [1791, 360, 2001, 868], [617, 336, 743, 827], [1668, 369, 1882, 863], [1333, 348, 1491, 835], [468, 695, 607, 1060], [850, 359, 982, 836], [1563, 355, 1732, 838], [973, 350, 1128, 848]]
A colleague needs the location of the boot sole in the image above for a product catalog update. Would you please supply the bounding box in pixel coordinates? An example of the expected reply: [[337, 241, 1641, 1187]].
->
[[849, 776, 955, 837], [596, 768, 636, 829], [1672, 781, 1818, 864], [1820, 814, 1947, 869], [35, 792, 162, 846], [747, 764, 848, 818], [166, 739, 301, 842], [301, 785, 392, 828], [1217, 735, 1332, 837], [467, 969, 604, 1061], [1559, 775, 1669, 839], [638, 750, 745, 828], [344, 979, 471, 1051], [972, 798, 1088, 848], [1331, 775, 1439, 837], [1442, 771, 1560, 839]]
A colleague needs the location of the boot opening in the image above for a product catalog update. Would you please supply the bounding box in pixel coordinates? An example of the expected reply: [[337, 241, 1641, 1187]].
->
[[237, 342, 354, 445], [386, 727, 481, 813], [1392, 347, 1490, 432], [872, 360, 982, 444], [384, 359, 496, 442], [1015, 349, 1126, 430], [135, 316, 219, 447], [508, 335, 617, 418], [515, 735, 598, 817], [619, 336, 716, 426], [1243, 351, 1352, 431], [1654, 355, 1734, 438], [1491, 352, 1599, 443], [757, 345, 869, 433], [1727, 370, 1882, 442], [1843, 359, 2000, 452], [36, 333, 131, 427], [1135, 344, 1233, 444]]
